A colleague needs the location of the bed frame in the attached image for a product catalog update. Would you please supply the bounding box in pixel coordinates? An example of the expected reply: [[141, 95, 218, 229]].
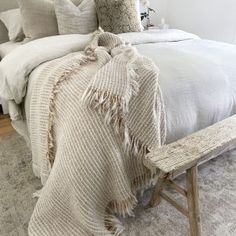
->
[[0, 0, 18, 44]]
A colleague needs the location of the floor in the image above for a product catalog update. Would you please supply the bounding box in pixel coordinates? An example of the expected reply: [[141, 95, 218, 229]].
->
[[0, 132, 236, 236], [0, 115, 15, 136], [0, 133, 41, 236]]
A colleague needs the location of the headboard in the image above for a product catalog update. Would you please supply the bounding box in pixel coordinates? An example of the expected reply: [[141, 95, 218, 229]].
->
[[0, 0, 18, 43]]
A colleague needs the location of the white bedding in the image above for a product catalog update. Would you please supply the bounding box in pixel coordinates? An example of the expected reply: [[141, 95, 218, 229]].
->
[[0, 41, 21, 58], [0, 33, 94, 103], [136, 39, 236, 142], [0, 41, 21, 115], [1, 29, 236, 143]]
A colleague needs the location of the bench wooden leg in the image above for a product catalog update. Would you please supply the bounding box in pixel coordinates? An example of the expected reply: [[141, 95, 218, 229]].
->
[[186, 166, 201, 236], [149, 172, 168, 207], [148, 166, 201, 236]]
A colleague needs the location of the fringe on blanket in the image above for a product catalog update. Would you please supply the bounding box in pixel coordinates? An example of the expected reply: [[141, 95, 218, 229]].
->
[[81, 45, 146, 157]]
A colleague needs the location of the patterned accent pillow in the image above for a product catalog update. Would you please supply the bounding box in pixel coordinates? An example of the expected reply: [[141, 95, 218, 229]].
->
[[55, 0, 98, 35], [94, 0, 142, 34]]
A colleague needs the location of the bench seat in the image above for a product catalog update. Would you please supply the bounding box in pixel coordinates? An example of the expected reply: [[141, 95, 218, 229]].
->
[[144, 115, 236, 236]]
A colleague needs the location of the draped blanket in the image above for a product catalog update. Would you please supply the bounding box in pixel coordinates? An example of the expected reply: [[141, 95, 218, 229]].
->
[[26, 32, 166, 235]]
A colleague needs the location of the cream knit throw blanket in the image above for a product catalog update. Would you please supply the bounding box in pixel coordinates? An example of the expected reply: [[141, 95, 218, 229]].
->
[[28, 32, 166, 236]]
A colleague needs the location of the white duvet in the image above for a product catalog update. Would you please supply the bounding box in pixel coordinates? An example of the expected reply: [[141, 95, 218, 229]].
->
[[135, 38, 236, 142], [0, 33, 94, 104], [1, 29, 236, 143]]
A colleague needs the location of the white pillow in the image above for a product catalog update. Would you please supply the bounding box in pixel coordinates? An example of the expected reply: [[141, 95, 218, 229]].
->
[[0, 9, 25, 42], [17, 0, 58, 40], [55, 0, 98, 35], [17, 0, 83, 40]]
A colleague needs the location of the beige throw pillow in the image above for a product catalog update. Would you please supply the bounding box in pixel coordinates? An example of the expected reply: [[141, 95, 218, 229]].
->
[[94, 0, 141, 34], [55, 0, 98, 35], [0, 9, 25, 42], [17, 0, 83, 40]]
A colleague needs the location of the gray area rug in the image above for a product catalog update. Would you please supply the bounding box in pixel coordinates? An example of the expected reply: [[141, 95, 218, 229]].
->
[[0, 133, 236, 236]]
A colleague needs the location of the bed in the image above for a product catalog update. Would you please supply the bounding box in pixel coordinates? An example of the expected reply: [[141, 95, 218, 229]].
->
[[1, 1, 236, 236]]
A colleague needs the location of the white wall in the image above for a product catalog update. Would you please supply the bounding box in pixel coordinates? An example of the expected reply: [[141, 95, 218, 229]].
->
[[149, 0, 236, 44], [149, 0, 167, 24]]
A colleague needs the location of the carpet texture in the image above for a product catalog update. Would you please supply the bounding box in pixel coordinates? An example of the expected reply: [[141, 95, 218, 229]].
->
[[0, 133, 235, 236]]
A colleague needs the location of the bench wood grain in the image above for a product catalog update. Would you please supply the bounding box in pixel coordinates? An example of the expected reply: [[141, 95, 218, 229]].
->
[[144, 115, 236, 236]]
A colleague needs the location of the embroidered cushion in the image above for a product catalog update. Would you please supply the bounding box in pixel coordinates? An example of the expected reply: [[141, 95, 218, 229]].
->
[[94, 0, 142, 34]]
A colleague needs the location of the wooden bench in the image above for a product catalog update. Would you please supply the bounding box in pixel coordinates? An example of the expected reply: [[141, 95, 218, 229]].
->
[[144, 115, 236, 236]]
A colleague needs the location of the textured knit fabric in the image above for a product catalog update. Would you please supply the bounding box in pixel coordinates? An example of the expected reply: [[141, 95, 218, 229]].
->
[[17, 0, 83, 40], [55, 0, 98, 35], [95, 0, 141, 34], [28, 32, 166, 235], [0, 8, 25, 42]]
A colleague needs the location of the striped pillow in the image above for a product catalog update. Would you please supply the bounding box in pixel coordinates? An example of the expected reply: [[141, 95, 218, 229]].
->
[[55, 0, 98, 35]]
